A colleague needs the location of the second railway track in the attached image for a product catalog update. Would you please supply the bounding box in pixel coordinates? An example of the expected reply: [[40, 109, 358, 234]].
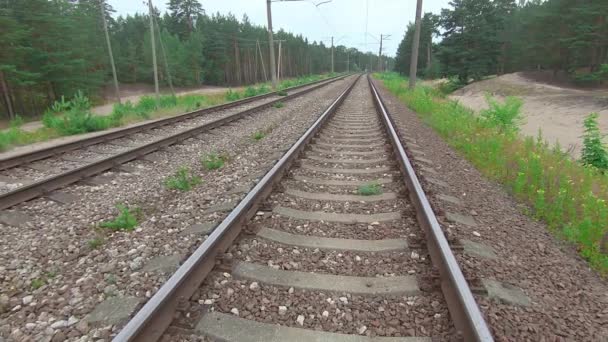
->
[[114, 75, 493, 341], [0, 75, 348, 210]]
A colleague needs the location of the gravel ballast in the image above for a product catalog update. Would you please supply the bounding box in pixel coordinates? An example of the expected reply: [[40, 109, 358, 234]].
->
[[372, 77, 608, 341], [0, 76, 356, 341]]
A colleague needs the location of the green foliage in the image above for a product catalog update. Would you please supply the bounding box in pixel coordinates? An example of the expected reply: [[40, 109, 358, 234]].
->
[[272, 102, 284, 109], [437, 77, 465, 95], [30, 278, 45, 290], [581, 113, 608, 170], [358, 182, 383, 196], [252, 131, 266, 141], [225, 90, 241, 101], [479, 95, 523, 132], [202, 153, 226, 170], [165, 167, 201, 191], [277, 90, 288, 96], [100, 204, 139, 231], [379, 73, 608, 274]]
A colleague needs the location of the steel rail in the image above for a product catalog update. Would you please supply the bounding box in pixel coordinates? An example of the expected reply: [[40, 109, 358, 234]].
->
[[0, 75, 353, 210], [112, 75, 361, 342], [367, 75, 494, 342], [0, 74, 348, 171]]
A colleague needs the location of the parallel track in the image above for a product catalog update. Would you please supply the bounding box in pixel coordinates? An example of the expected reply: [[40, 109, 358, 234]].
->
[[113, 75, 493, 341], [0, 75, 349, 210]]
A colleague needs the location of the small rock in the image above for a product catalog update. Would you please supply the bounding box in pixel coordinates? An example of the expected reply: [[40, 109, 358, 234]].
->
[[249, 282, 260, 291], [358, 325, 367, 334], [355, 256, 362, 262], [410, 251, 419, 260], [472, 231, 481, 237], [434, 313, 441, 319], [339, 297, 348, 304], [22, 296, 33, 305], [67, 316, 79, 326], [278, 306, 287, 315], [226, 288, 234, 297], [50, 320, 68, 329], [75, 320, 88, 333], [25, 323, 36, 330], [230, 308, 239, 316], [129, 257, 144, 271], [203, 299, 214, 305], [322, 310, 329, 318], [296, 315, 305, 326], [471, 210, 478, 216], [288, 287, 294, 294]]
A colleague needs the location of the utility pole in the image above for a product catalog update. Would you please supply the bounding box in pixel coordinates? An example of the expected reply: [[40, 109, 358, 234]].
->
[[153, 11, 174, 96], [378, 34, 391, 72], [266, 0, 278, 89], [409, 0, 423, 89], [256, 40, 268, 82], [347, 51, 350, 73], [331, 36, 334, 73], [100, 0, 120, 104], [277, 40, 282, 82], [148, 0, 159, 104]]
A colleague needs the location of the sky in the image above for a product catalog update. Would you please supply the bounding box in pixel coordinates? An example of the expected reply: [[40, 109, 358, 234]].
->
[[107, 0, 449, 57]]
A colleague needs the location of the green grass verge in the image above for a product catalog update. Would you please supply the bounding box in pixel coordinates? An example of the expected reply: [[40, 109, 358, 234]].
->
[[358, 181, 383, 196], [376, 72, 608, 275]]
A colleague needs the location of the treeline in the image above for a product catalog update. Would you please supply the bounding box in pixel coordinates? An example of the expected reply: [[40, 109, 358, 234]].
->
[[0, 0, 388, 119], [395, 0, 608, 84]]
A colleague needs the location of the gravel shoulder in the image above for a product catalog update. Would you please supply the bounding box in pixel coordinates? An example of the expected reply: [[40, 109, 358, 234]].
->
[[373, 77, 608, 341], [0, 76, 355, 342]]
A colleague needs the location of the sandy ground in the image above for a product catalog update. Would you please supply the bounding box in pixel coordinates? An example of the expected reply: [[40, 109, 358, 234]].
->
[[6, 84, 233, 133], [449, 72, 608, 157]]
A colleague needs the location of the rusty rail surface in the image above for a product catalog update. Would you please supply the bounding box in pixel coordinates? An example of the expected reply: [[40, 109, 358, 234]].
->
[[367, 75, 494, 342], [0, 74, 348, 171], [0, 75, 351, 210], [112, 75, 361, 342]]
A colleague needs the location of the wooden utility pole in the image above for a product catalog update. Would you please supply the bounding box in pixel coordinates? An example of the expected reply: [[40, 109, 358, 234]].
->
[[100, 0, 121, 104], [148, 0, 159, 104], [266, 0, 278, 89], [347, 51, 350, 73], [378, 34, 383, 72], [278, 40, 282, 82], [409, 0, 423, 89], [153, 12, 174, 96], [256, 40, 268, 82], [331, 36, 334, 73]]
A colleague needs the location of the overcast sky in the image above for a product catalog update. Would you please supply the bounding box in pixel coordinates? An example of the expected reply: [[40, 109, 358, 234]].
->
[[107, 0, 450, 57]]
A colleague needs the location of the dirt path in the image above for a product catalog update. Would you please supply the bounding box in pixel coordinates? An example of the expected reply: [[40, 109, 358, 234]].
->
[[449, 72, 608, 157]]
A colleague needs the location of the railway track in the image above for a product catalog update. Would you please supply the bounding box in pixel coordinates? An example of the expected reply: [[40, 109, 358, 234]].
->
[[113, 75, 493, 341], [0, 74, 348, 210]]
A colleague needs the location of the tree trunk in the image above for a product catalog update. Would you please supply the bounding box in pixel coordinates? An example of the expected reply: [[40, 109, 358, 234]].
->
[[0, 71, 15, 120]]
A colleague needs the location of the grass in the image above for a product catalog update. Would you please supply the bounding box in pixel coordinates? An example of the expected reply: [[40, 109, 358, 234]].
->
[[0, 74, 337, 152], [31, 278, 45, 290], [88, 237, 104, 249], [202, 153, 227, 170], [376, 72, 608, 275], [272, 101, 284, 109], [165, 167, 201, 191], [252, 131, 266, 141], [100, 204, 140, 231], [358, 181, 383, 196], [277, 90, 288, 96]]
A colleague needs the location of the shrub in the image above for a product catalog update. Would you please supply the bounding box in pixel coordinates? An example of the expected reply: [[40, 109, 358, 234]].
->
[[243, 86, 258, 98], [358, 181, 382, 196], [88, 237, 104, 249], [100, 204, 139, 231], [581, 113, 608, 170], [42, 109, 111, 135], [272, 101, 284, 109], [277, 90, 288, 96], [165, 167, 201, 191], [137, 96, 157, 112], [480, 95, 523, 132]]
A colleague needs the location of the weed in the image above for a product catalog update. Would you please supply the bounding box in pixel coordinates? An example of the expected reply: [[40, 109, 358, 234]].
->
[[225, 89, 241, 101], [31, 278, 45, 290], [581, 113, 608, 170], [277, 90, 288, 96], [358, 181, 383, 196], [88, 237, 104, 249], [272, 101, 284, 109], [100, 204, 139, 231], [202, 153, 226, 170], [378, 72, 608, 274], [165, 167, 201, 191], [480, 95, 523, 132], [252, 131, 266, 141]]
